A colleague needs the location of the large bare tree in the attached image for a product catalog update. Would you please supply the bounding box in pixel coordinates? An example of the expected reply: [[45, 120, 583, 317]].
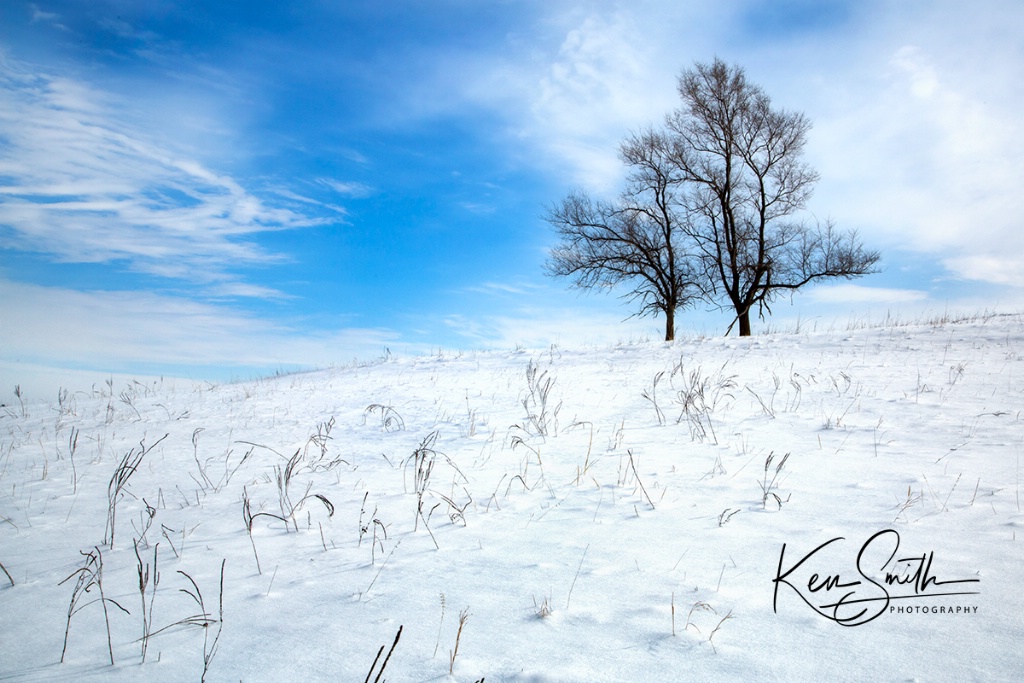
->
[[545, 58, 880, 338], [669, 58, 879, 335]]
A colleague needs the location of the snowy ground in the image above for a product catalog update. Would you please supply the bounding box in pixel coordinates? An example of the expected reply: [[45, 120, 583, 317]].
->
[[1, 314, 1022, 681]]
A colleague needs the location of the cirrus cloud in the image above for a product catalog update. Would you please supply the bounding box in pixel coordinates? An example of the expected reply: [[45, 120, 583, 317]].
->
[[0, 56, 327, 293]]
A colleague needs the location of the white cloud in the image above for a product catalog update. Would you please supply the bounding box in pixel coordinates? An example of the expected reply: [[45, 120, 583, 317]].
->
[[942, 256, 1024, 289], [464, 281, 543, 297], [524, 12, 676, 193], [0, 57, 327, 290], [317, 179, 374, 198], [457, 7, 704, 195], [807, 284, 928, 305], [0, 278, 401, 374], [793, 4, 1024, 291], [891, 46, 940, 99], [28, 3, 62, 27], [206, 282, 296, 300]]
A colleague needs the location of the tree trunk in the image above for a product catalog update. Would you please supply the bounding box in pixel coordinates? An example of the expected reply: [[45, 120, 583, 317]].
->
[[665, 306, 675, 341], [737, 308, 751, 337]]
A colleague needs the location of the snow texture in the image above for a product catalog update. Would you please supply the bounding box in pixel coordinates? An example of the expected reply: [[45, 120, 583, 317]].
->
[[1, 314, 1022, 681]]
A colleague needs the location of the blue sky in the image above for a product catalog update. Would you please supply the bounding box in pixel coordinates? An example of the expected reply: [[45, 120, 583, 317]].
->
[[2, 0, 1023, 396]]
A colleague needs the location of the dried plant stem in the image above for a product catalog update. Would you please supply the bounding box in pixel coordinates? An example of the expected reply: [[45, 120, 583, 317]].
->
[[134, 539, 159, 662], [68, 426, 79, 494], [627, 450, 655, 510], [450, 609, 469, 675], [242, 485, 287, 575], [365, 625, 403, 683], [708, 609, 734, 654], [173, 560, 226, 682], [59, 546, 128, 665], [202, 559, 226, 683], [0, 559, 13, 587], [433, 593, 447, 658], [565, 543, 590, 609], [107, 434, 168, 549], [366, 540, 401, 595]]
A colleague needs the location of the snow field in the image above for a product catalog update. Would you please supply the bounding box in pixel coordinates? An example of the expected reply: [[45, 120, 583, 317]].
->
[[1, 315, 1022, 681]]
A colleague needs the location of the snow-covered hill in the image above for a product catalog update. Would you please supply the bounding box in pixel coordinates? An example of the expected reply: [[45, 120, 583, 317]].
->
[[2, 314, 1022, 681]]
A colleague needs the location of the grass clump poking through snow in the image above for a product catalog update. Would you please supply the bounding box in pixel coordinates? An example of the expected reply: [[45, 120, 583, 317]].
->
[[190, 428, 255, 494], [137, 560, 228, 681], [357, 491, 390, 564], [671, 360, 736, 443], [403, 430, 468, 547], [407, 431, 440, 547], [521, 358, 561, 436], [59, 546, 127, 666], [364, 403, 405, 432], [193, 559, 226, 683], [13, 384, 26, 419], [105, 433, 168, 549], [273, 448, 336, 533], [758, 452, 791, 509], [641, 370, 667, 425], [241, 485, 286, 574]]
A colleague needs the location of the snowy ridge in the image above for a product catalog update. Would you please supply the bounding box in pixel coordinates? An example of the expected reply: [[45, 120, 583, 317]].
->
[[1, 315, 1022, 681]]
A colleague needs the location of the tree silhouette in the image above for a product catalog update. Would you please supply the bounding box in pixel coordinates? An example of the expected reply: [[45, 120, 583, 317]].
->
[[546, 58, 880, 338]]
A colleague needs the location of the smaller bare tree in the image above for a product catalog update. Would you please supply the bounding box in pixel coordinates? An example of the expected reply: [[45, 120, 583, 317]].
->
[[545, 128, 698, 341]]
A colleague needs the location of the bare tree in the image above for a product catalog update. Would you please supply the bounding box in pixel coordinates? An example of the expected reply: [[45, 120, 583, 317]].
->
[[545, 128, 698, 341], [545, 58, 880, 337], [669, 58, 879, 335]]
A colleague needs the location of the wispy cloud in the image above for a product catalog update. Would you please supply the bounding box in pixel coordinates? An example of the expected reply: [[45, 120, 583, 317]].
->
[[941, 256, 1024, 289], [456, 5, 732, 194], [317, 178, 374, 198], [833, 43, 1024, 255], [472, 10, 680, 194], [808, 284, 928, 305], [0, 57, 327, 293], [787, 6, 1024, 291], [28, 3, 61, 27], [464, 281, 542, 297]]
